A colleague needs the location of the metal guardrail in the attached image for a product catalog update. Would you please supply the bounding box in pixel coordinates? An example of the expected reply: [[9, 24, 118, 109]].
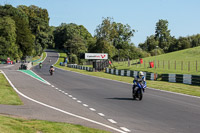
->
[[161, 74, 200, 85], [105, 68, 156, 80]]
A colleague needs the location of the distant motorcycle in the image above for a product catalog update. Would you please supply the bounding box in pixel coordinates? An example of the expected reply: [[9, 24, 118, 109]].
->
[[49, 68, 54, 75], [132, 80, 145, 100], [39, 63, 42, 69]]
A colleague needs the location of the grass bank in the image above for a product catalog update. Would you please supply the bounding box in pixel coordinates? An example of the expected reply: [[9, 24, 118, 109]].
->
[[112, 46, 200, 75], [0, 73, 22, 105], [0, 115, 110, 133], [54, 51, 200, 97]]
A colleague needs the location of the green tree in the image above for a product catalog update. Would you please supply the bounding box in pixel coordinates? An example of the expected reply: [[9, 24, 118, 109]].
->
[[190, 34, 200, 47], [0, 5, 34, 59], [18, 5, 50, 55], [155, 19, 171, 52], [94, 17, 135, 59], [54, 23, 93, 63], [0, 16, 19, 59], [15, 16, 34, 58], [139, 35, 159, 53]]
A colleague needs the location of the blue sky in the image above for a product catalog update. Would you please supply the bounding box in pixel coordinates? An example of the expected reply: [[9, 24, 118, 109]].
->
[[1, 0, 200, 46]]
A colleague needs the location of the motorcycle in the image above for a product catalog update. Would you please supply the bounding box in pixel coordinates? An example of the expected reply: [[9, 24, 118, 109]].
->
[[39, 63, 42, 69], [132, 80, 145, 101], [49, 68, 54, 75]]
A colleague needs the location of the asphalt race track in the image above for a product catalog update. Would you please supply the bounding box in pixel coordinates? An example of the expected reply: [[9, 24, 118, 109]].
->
[[1, 50, 200, 133]]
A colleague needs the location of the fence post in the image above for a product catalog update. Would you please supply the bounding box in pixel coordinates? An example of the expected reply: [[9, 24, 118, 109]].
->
[[181, 61, 183, 71], [168, 60, 170, 70], [163, 60, 164, 69], [188, 61, 190, 72], [175, 60, 176, 70], [196, 60, 198, 72]]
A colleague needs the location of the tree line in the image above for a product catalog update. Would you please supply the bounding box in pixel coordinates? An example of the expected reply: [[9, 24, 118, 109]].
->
[[1, 4, 200, 64], [139, 19, 200, 56], [53, 17, 148, 64], [0, 4, 53, 60]]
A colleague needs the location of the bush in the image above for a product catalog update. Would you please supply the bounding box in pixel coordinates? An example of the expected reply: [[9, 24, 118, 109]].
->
[[150, 48, 164, 56], [69, 54, 78, 64]]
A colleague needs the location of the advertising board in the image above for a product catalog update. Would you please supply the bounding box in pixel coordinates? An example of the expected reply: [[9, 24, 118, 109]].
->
[[85, 53, 108, 60]]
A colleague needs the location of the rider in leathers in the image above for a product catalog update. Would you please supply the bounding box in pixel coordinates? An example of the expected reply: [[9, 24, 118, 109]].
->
[[132, 71, 147, 93]]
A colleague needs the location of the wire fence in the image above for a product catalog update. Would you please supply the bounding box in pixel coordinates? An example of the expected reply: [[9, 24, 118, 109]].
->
[[113, 59, 200, 74], [130, 60, 199, 72]]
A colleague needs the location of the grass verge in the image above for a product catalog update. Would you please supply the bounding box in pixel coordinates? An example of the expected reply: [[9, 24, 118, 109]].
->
[[32, 52, 47, 66], [0, 73, 22, 105], [0, 115, 110, 133], [54, 51, 200, 97]]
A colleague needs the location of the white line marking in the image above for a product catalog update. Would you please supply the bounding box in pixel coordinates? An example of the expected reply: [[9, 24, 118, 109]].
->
[[2, 71, 127, 133], [108, 119, 117, 124], [51, 85, 54, 87], [72, 98, 77, 100], [148, 87, 200, 99], [89, 108, 96, 111], [55, 88, 58, 90], [62, 91, 65, 93], [83, 104, 88, 107], [98, 113, 105, 116], [120, 127, 131, 132], [68, 95, 72, 97], [65, 93, 68, 95], [58, 90, 62, 92], [77, 100, 82, 103]]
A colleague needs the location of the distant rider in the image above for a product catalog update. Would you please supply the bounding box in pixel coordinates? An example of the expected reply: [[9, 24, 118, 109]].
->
[[133, 71, 147, 92], [49, 65, 54, 72], [39, 62, 42, 68]]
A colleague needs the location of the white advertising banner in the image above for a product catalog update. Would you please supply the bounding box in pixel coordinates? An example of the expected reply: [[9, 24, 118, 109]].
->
[[85, 53, 108, 59]]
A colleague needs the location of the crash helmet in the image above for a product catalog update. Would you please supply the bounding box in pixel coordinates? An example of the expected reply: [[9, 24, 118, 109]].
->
[[139, 71, 144, 78]]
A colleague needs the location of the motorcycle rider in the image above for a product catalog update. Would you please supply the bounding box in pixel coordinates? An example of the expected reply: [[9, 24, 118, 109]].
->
[[132, 71, 147, 93], [49, 65, 54, 72], [39, 62, 42, 69]]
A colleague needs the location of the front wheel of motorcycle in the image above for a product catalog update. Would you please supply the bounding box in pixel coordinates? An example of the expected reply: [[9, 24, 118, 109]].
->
[[132, 89, 136, 100], [138, 91, 143, 101]]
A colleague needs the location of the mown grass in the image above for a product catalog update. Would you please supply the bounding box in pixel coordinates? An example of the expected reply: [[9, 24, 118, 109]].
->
[[112, 46, 200, 75], [0, 73, 22, 105], [54, 50, 200, 97], [0, 115, 110, 133], [32, 52, 47, 66], [32, 55, 41, 61]]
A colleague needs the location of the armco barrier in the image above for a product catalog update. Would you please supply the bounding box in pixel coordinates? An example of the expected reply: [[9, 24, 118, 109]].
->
[[67, 66, 199, 85], [67, 64, 93, 72], [161, 74, 200, 85], [105, 68, 156, 80]]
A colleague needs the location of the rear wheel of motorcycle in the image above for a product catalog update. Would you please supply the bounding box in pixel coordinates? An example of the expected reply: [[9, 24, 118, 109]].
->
[[132, 89, 136, 100]]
